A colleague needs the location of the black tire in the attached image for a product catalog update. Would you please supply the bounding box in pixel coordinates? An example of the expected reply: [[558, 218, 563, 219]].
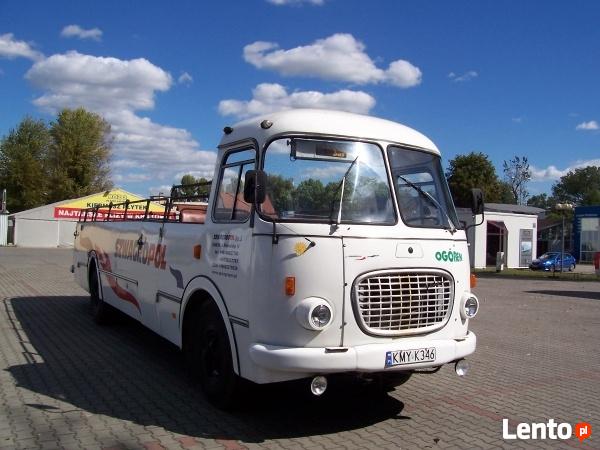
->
[[186, 302, 239, 409], [569, 263, 575, 272], [89, 264, 111, 325]]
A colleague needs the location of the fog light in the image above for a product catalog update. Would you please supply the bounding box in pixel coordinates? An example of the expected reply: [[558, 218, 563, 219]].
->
[[460, 294, 479, 320], [455, 359, 469, 377], [310, 376, 327, 396]]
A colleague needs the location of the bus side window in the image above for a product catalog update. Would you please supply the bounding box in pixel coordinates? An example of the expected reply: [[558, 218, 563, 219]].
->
[[213, 148, 256, 223]]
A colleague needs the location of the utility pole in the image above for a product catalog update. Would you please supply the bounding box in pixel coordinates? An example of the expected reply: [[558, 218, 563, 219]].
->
[[0, 189, 8, 246]]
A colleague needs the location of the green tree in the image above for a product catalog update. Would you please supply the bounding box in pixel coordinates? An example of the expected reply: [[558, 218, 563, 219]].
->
[[180, 174, 197, 197], [0, 117, 51, 212], [527, 193, 554, 209], [294, 179, 328, 212], [551, 166, 600, 206], [47, 108, 113, 202], [497, 181, 517, 204], [503, 156, 531, 205], [446, 152, 504, 206], [178, 174, 211, 198], [197, 177, 211, 198], [266, 174, 294, 212]]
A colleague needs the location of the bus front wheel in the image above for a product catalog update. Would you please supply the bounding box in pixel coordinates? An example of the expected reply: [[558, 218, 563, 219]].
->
[[187, 301, 239, 409]]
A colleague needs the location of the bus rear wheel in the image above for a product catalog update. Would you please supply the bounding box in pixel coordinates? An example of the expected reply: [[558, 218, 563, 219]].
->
[[89, 264, 111, 325]]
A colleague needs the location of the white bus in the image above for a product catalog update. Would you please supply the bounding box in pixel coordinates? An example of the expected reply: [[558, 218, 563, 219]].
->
[[73, 109, 483, 408]]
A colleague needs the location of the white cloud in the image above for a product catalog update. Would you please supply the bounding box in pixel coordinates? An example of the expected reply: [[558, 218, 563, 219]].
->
[[0, 33, 44, 61], [300, 165, 347, 180], [26, 51, 172, 111], [113, 173, 152, 183], [25, 51, 216, 185], [531, 159, 600, 181], [60, 24, 103, 41], [218, 83, 375, 119], [267, 0, 324, 4], [448, 70, 478, 82], [575, 120, 599, 131], [243, 33, 422, 88], [178, 71, 193, 85], [512, 117, 524, 123]]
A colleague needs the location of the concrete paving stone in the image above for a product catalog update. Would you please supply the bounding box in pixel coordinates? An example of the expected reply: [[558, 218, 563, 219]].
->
[[76, 437, 101, 447], [0, 249, 599, 450], [13, 439, 38, 450], [141, 441, 167, 450]]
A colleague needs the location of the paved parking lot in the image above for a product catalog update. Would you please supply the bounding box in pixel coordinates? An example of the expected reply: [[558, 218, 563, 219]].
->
[[0, 248, 598, 449]]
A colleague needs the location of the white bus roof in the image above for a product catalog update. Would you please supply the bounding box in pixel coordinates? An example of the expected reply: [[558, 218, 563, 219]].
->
[[220, 109, 439, 155]]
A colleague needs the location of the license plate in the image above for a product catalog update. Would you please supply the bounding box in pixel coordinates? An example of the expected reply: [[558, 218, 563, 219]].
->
[[385, 347, 436, 367]]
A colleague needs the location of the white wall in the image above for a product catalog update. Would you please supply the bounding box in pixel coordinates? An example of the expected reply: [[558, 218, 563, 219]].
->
[[471, 212, 538, 268], [15, 219, 60, 247], [58, 221, 77, 247]]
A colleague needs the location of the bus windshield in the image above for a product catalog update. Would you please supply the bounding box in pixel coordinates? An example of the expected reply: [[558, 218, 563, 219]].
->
[[261, 138, 395, 224], [387, 146, 459, 230]]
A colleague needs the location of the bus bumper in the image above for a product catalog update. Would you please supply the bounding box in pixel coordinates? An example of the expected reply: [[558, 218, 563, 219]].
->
[[249, 331, 476, 373]]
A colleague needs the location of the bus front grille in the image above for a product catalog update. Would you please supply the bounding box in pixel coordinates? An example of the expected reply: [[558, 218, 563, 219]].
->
[[353, 270, 453, 336]]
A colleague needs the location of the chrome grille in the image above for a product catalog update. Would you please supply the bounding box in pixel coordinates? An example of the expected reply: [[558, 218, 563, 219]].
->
[[353, 270, 453, 336]]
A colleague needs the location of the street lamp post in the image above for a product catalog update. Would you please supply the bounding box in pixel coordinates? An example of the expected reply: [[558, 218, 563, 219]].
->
[[555, 203, 574, 272]]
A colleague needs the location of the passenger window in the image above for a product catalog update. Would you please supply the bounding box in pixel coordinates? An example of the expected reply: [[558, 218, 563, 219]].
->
[[213, 148, 255, 222]]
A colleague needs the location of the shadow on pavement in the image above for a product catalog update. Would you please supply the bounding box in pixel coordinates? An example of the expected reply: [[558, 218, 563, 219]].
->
[[4, 295, 406, 443], [525, 290, 600, 301]]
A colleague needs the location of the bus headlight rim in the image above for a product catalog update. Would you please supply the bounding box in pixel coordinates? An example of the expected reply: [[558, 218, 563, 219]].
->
[[460, 294, 479, 320]]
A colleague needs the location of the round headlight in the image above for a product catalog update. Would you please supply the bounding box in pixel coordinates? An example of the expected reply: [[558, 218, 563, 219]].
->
[[311, 304, 332, 328], [461, 295, 479, 319], [296, 298, 334, 331]]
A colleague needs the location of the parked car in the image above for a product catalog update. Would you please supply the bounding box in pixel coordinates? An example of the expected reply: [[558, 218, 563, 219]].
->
[[529, 252, 576, 272]]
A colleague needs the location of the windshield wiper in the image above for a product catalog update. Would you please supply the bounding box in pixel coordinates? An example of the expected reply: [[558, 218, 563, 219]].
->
[[396, 174, 457, 234], [329, 154, 360, 228]]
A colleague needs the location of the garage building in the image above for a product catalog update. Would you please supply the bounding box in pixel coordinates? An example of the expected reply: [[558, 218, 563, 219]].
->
[[7, 189, 160, 248], [459, 203, 543, 269]]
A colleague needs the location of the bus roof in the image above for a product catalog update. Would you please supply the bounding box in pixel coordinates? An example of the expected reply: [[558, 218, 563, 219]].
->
[[219, 109, 440, 155]]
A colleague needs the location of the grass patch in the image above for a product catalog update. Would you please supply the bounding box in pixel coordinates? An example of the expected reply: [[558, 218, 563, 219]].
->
[[473, 267, 600, 282]]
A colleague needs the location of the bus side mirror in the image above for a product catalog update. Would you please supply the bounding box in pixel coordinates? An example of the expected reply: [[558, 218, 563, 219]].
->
[[471, 188, 484, 215], [244, 170, 267, 205]]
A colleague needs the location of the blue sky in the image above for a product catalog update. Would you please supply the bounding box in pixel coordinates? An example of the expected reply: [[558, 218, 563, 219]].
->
[[1, 0, 599, 197]]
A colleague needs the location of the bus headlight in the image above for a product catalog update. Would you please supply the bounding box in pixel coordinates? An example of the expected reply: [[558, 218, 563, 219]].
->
[[460, 294, 479, 320], [296, 298, 333, 331]]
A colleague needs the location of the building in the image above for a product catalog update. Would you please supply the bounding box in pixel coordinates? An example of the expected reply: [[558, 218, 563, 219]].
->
[[7, 189, 163, 248], [459, 203, 543, 269], [536, 216, 573, 256], [573, 205, 600, 263]]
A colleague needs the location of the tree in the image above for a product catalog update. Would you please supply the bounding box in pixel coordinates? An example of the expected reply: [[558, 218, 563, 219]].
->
[[551, 166, 600, 206], [0, 117, 51, 212], [47, 108, 113, 202], [446, 152, 504, 206], [178, 174, 211, 198], [294, 179, 329, 212], [266, 174, 294, 212], [180, 174, 197, 197], [497, 181, 517, 204], [503, 156, 531, 205], [527, 193, 554, 210]]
